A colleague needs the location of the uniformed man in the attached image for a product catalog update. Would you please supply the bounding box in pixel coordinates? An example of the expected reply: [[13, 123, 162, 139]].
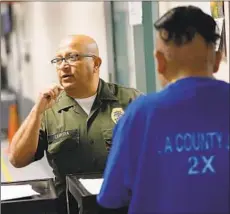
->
[[8, 34, 142, 214], [97, 6, 229, 214]]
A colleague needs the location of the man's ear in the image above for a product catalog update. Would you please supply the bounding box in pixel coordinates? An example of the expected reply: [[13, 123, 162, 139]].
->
[[94, 57, 102, 71], [213, 51, 222, 73], [155, 50, 167, 74]]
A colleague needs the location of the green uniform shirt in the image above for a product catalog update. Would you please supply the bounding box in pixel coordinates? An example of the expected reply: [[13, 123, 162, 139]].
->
[[34, 79, 142, 195]]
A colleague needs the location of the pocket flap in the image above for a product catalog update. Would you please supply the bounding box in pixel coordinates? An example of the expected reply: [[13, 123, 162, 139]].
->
[[47, 129, 79, 154], [102, 128, 113, 140]]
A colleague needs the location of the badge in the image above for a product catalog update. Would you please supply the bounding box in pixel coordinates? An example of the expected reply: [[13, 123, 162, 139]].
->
[[111, 108, 124, 124]]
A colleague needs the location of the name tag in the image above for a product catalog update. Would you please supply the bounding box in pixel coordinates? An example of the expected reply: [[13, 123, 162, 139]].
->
[[48, 129, 79, 142]]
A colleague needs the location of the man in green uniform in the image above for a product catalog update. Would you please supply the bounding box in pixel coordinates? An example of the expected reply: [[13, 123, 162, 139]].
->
[[8, 34, 142, 213]]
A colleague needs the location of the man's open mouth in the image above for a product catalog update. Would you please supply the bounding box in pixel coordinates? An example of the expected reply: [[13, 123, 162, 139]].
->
[[62, 74, 73, 79]]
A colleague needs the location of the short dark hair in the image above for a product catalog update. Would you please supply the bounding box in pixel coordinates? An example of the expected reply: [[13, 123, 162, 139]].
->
[[154, 6, 221, 46]]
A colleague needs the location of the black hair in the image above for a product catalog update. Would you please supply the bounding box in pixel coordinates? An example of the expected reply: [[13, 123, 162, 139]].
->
[[154, 6, 221, 46]]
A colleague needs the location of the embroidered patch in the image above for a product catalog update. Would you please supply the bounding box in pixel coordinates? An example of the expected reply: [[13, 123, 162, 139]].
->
[[111, 108, 124, 124]]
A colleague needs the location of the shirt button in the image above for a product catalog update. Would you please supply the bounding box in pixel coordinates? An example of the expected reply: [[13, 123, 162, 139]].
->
[[93, 158, 97, 165]]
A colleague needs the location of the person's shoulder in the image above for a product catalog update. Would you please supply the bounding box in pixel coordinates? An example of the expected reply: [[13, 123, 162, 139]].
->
[[122, 92, 159, 118], [130, 92, 158, 109], [43, 90, 68, 117], [114, 91, 165, 130], [106, 81, 144, 102], [219, 80, 230, 89]]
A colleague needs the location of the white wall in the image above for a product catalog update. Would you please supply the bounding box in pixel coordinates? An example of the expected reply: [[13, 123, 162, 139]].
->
[[215, 2, 229, 82], [11, 2, 109, 102], [159, 1, 229, 83]]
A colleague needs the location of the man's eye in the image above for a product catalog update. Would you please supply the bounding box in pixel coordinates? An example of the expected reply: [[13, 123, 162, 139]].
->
[[56, 58, 63, 64], [68, 55, 79, 61]]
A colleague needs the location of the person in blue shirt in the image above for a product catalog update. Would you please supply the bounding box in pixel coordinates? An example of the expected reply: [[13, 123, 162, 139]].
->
[[97, 5, 229, 214]]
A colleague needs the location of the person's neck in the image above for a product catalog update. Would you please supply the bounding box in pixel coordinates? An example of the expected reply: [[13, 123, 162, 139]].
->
[[168, 69, 214, 84], [66, 79, 99, 99]]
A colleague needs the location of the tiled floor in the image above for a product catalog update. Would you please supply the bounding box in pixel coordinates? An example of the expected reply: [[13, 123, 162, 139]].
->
[[1, 139, 53, 183]]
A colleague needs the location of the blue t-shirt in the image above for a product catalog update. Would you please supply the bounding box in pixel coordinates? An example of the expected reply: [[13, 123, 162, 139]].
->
[[97, 77, 230, 214]]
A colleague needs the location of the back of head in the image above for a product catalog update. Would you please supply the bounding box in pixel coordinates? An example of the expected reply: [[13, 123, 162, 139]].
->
[[153, 6, 222, 85], [154, 6, 220, 47]]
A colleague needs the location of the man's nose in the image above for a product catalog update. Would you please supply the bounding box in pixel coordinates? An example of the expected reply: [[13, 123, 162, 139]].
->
[[59, 59, 69, 69]]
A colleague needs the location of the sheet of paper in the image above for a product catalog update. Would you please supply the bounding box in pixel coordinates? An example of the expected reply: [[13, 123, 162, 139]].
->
[[215, 18, 224, 51], [79, 178, 103, 195], [1, 184, 40, 201], [128, 2, 142, 26]]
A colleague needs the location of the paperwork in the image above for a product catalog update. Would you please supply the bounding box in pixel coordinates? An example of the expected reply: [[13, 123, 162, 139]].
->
[[1, 185, 40, 201], [215, 18, 224, 51], [79, 178, 103, 195]]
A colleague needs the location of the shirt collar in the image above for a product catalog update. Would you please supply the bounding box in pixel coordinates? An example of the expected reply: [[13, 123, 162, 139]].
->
[[55, 79, 118, 112]]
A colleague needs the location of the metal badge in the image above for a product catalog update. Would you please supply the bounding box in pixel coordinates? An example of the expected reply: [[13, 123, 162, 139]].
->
[[111, 107, 124, 124]]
